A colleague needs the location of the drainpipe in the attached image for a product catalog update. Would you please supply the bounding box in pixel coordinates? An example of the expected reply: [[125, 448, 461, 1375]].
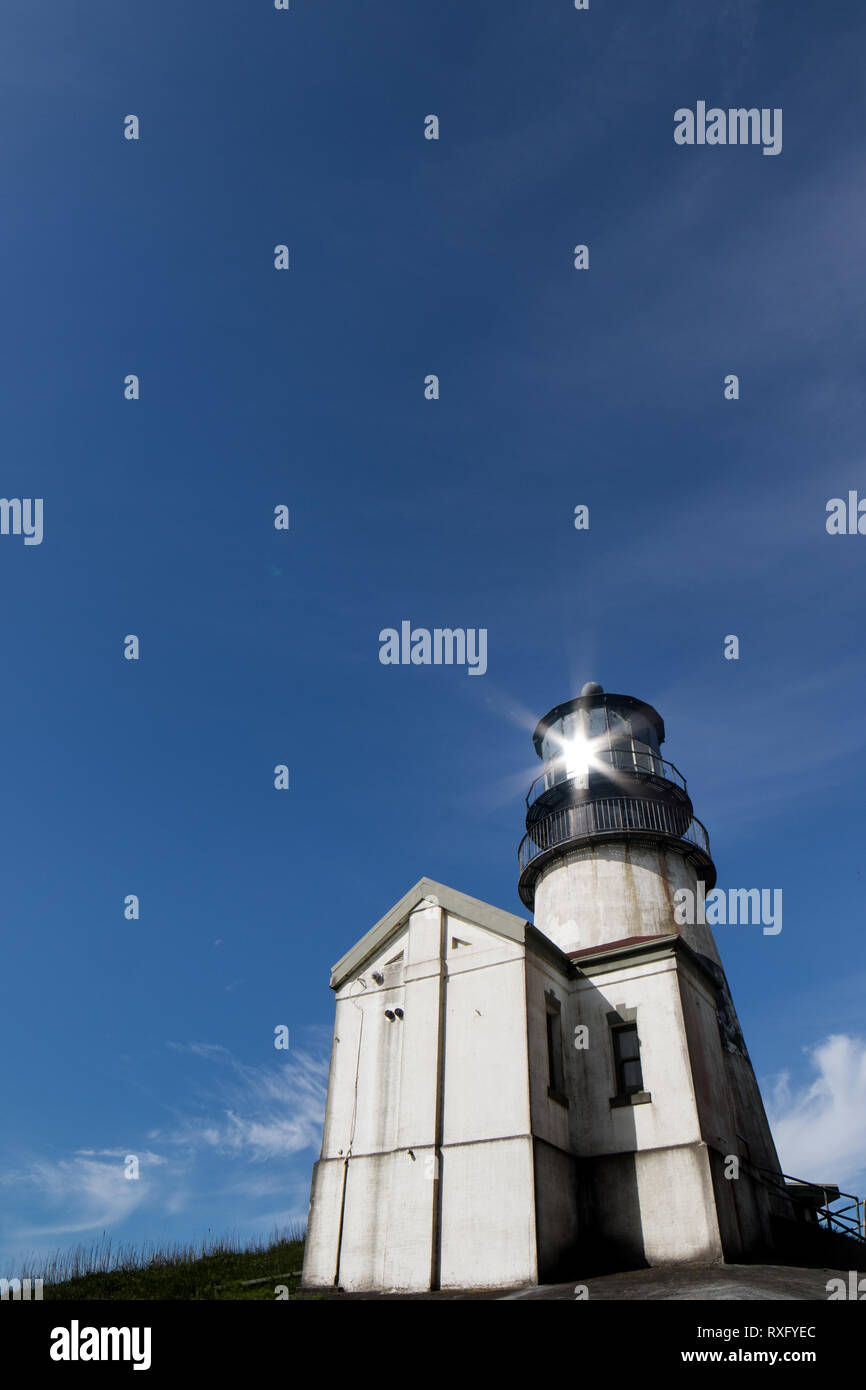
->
[[334, 981, 367, 1287], [428, 905, 447, 1291]]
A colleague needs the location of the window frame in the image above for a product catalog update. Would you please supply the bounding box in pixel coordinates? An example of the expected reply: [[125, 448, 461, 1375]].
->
[[544, 990, 567, 1104], [610, 1020, 644, 1098]]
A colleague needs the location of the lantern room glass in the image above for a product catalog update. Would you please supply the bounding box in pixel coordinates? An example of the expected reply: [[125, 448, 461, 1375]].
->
[[540, 703, 664, 792]]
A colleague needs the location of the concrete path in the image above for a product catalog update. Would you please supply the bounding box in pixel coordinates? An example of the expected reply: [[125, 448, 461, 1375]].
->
[[316, 1263, 859, 1300]]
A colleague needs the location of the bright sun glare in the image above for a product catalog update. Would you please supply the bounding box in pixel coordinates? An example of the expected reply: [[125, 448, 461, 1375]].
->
[[558, 732, 596, 779]]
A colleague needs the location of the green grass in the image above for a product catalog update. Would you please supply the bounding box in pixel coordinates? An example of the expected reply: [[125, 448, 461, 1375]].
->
[[9, 1225, 320, 1301]]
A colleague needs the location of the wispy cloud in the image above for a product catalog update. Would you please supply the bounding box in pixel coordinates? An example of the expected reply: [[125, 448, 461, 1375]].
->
[[767, 1034, 866, 1193], [163, 1047, 328, 1161], [1, 1046, 328, 1253], [166, 1041, 233, 1062], [12, 1154, 155, 1238]]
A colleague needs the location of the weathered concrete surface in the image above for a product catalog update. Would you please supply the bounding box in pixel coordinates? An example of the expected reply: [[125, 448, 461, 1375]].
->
[[305, 878, 816, 1291], [303, 890, 541, 1292], [313, 1264, 857, 1301], [534, 843, 721, 962], [498, 1264, 850, 1300]]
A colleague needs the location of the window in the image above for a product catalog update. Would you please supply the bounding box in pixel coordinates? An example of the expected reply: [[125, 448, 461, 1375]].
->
[[588, 705, 607, 738], [607, 712, 632, 772], [608, 709, 629, 737], [546, 1008, 564, 1095], [612, 1023, 643, 1096]]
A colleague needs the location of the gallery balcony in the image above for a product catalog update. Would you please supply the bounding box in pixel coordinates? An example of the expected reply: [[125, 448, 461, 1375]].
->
[[517, 795, 715, 909], [525, 748, 689, 823]]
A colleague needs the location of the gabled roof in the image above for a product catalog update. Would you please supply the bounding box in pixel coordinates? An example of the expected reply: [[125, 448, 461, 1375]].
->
[[329, 877, 530, 989]]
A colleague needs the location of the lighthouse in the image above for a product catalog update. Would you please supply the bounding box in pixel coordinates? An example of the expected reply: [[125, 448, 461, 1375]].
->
[[302, 683, 803, 1292], [514, 682, 793, 1274]]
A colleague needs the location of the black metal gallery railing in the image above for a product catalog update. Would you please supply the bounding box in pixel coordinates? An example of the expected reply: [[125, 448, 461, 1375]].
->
[[526, 748, 687, 810], [518, 796, 711, 872]]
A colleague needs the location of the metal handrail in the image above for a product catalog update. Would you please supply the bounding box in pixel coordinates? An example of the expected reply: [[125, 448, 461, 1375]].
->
[[818, 1194, 865, 1241], [518, 797, 711, 871], [753, 1164, 866, 1242], [526, 749, 687, 809]]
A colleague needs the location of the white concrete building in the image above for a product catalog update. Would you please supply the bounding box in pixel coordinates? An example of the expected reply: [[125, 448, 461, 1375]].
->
[[302, 683, 806, 1292]]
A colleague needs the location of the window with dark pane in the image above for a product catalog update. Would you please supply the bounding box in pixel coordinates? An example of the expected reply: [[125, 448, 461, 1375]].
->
[[613, 1023, 643, 1095], [546, 1009, 564, 1094]]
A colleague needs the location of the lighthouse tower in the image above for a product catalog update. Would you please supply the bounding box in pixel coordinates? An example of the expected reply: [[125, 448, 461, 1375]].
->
[[303, 682, 801, 1292], [518, 681, 793, 1272]]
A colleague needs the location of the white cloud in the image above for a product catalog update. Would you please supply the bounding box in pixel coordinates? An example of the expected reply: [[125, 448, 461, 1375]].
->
[[15, 1155, 152, 1237], [73, 1148, 167, 1164], [166, 1041, 232, 1061], [2, 1046, 328, 1254], [165, 1049, 328, 1161], [766, 1034, 866, 1193]]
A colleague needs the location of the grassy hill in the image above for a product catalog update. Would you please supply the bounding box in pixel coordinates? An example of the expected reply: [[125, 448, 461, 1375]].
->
[[9, 1226, 318, 1301]]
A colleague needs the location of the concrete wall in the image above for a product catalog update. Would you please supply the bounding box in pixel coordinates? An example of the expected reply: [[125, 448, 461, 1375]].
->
[[675, 956, 751, 1259], [534, 841, 722, 963], [442, 918, 531, 1147], [524, 952, 574, 1151], [572, 952, 702, 1156], [532, 1138, 580, 1281], [439, 1137, 536, 1289], [586, 1144, 723, 1267], [571, 949, 724, 1268], [524, 948, 581, 1279], [303, 897, 539, 1291], [312, 1150, 436, 1290], [676, 949, 795, 1258], [302, 1156, 345, 1289]]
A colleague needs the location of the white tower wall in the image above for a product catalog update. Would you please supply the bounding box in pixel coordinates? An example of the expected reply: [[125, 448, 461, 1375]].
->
[[533, 841, 721, 964]]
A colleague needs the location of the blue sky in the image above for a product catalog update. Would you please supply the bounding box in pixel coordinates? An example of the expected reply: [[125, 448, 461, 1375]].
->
[[1, 0, 864, 1270]]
